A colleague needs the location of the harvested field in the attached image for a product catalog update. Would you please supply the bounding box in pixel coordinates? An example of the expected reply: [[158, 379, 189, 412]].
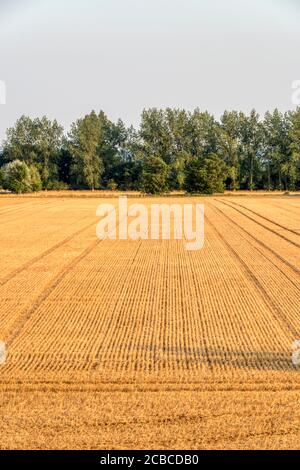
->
[[0, 195, 300, 449]]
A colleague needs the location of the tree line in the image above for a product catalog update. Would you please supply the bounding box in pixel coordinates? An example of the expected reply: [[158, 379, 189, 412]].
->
[[0, 107, 300, 194]]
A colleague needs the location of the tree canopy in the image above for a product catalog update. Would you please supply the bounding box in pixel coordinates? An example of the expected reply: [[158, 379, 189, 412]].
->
[[1, 107, 300, 194]]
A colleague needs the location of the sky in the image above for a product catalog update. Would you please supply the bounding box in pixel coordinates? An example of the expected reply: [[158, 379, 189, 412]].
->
[[0, 0, 299, 141]]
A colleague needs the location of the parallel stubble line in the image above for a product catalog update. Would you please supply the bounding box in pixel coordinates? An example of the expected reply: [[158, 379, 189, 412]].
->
[[266, 201, 300, 219], [3, 206, 123, 347], [205, 210, 299, 341], [1, 197, 300, 384], [183, 218, 285, 372], [6, 238, 101, 348], [223, 199, 300, 236], [207, 201, 300, 287], [214, 198, 300, 275], [0, 199, 50, 215], [219, 199, 300, 248], [0, 213, 98, 287], [0, 200, 58, 224]]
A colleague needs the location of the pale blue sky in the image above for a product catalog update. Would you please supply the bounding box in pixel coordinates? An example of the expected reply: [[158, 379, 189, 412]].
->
[[0, 0, 299, 141]]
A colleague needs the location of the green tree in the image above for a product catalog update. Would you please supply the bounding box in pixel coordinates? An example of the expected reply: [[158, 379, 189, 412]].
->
[[164, 108, 191, 158], [188, 110, 219, 157], [68, 111, 105, 189], [0, 167, 4, 189], [168, 151, 191, 190], [239, 110, 263, 190], [57, 143, 73, 186], [184, 154, 228, 194], [140, 109, 171, 162], [139, 156, 169, 194], [119, 126, 143, 190], [263, 110, 291, 190], [218, 111, 244, 190], [36, 117, 64, 187], [288, 108, 300, 190], [3, 115, 63, 188], [2, 160, 32, 194], [29, 166, 42, 192], [101, 119, 131, 188]]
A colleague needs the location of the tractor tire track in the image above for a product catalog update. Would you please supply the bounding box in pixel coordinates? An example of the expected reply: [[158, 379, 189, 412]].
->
[[0, 198, 49, 214], [205, 213, 299, 339], [6, 238, 101, 347], [267, 202, 300, 219], [217, 199, 300, 249], [0, 200, 56, 221], [0, 214, 98, 287], [221, 199, 300, 238], [206, 201, 300, 289], [0, 203, 63, 226], [6, 213, 125, 348]]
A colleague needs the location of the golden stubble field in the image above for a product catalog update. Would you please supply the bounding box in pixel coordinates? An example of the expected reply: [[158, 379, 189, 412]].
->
[[0, 195, 300, 449]]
